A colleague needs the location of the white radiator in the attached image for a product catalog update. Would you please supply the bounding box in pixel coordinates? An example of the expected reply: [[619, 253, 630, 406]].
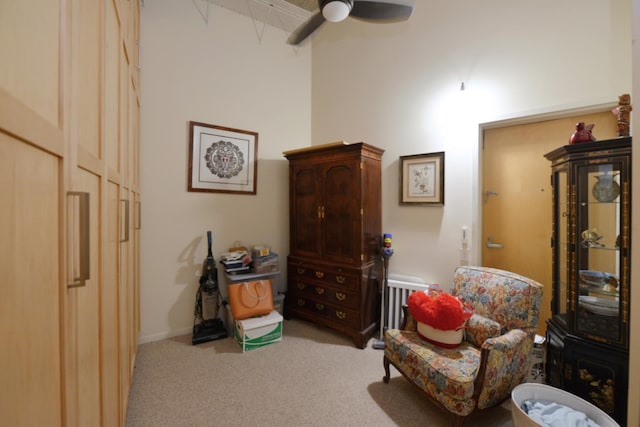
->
[[386, 274, 431, 330]]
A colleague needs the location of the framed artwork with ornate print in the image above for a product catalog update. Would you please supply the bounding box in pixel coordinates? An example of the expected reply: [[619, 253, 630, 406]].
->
[[188, 121, 258, 195]]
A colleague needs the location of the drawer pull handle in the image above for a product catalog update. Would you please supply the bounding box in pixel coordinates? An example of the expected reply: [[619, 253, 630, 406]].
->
[[336, 292, 346, 301], [315, 303, 324, 311], [315, 271, 324, 278], [336, 311, 346, 320], [335, 275, 345, 284], [297, 267, 305, 274], [315, 287, 325, 295], [297, 282, 306, 290], [297, 299, 306, 306]]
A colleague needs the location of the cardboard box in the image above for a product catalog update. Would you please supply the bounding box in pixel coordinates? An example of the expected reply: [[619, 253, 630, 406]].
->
[[234, 310, 283, 352]]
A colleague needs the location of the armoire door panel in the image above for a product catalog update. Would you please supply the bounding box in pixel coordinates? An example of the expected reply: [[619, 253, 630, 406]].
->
[[323, 162, 359, 264], [291, 166, 322, 257]]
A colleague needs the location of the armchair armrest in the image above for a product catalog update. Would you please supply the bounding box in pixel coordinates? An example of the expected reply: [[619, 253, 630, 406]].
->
[[465, 314, 502, 347], [473, 329, 533, 409], [481, 328, 528, 352], [399, 305, 417, 331]]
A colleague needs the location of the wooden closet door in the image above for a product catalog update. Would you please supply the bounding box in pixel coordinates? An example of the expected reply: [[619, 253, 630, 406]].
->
[[63, 0, 103, 423], [0, 134, 62, 427], [0, 0, 64, 425], [102, 1, 123, 423], [103, 182, 122, 426], [64, 170, 101, 426]]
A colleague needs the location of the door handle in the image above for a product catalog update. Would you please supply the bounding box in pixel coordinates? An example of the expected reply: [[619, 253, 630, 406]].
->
[[484, 191, 499, 202], [67, 192, 90, 288], [486, 237, 504, 249], [120, 199, 130, 243]]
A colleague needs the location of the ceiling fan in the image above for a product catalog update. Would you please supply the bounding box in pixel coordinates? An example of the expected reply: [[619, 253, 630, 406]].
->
[[287, 0, 415, 45]]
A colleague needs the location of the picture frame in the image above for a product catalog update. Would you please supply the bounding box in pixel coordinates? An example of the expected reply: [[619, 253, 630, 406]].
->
[[399, 151, 445, 205], [188, 121, 258, 194]]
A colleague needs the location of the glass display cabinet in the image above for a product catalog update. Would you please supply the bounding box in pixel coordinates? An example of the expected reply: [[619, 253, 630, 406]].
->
[[544, 137, 631, 425]]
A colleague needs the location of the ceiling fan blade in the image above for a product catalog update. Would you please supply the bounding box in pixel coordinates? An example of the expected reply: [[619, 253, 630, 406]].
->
[[288, 12, 326, 45], [350, 0, 414, 21]]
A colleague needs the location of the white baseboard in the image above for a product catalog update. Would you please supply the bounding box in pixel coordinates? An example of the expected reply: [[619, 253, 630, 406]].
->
[[138, 326, 193, 344]]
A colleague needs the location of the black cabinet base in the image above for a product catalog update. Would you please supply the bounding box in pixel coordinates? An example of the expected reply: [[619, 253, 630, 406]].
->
[[546, 320, 628, 426]]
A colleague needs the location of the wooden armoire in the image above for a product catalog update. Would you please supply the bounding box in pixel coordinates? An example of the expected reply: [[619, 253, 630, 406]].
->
[[1, 1, 141, 425], [283, 142, 384, 348]]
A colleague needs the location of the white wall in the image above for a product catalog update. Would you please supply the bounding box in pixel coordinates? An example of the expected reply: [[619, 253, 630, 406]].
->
[[140, 0, 631, 336], [311, 0, 632, 286], [139, 0, 311, 342]]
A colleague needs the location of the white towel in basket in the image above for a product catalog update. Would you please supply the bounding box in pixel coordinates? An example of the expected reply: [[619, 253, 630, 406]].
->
[[521, 399, 601, 427]]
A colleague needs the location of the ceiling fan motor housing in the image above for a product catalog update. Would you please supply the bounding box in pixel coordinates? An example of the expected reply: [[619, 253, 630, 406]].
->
[[320, 0, 354, 22]]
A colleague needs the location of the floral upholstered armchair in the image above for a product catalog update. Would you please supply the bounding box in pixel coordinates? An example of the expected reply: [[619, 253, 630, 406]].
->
[[383, 266, 543, 427]]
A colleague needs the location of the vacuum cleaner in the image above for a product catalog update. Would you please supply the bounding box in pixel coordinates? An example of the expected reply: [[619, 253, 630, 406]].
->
[[192, 231, 228, 344], [372, 233, 393, 350]]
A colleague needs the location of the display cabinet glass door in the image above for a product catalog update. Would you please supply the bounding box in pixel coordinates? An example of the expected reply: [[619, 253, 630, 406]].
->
[[551, 168, 569, 328], [574, 159, 626, 346]]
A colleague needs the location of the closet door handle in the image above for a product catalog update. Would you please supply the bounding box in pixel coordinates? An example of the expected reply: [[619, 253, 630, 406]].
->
[[135, 201, 142, 230], [67, 192, 90, 288], [121, 199, 130, 242]]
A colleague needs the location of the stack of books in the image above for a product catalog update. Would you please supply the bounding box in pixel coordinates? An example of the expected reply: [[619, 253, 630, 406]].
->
[[220, 251, 252, 275]]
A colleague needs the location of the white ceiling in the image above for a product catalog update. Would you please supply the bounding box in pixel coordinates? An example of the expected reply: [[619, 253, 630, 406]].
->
[[196, 0, 317, 34]]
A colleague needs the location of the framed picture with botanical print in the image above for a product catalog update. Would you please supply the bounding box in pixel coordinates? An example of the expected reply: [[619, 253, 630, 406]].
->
[[400, 151, 444, 205], [188, 121, 258, 194]]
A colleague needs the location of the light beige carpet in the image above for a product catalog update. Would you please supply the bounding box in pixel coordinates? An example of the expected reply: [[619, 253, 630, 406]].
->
[[126, 318, 514, 426]]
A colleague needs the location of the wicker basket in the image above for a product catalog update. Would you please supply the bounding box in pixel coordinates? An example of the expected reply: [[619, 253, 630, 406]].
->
[[511, 383, 619, 427]]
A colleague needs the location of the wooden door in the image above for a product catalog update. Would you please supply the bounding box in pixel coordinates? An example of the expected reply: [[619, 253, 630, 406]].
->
[[0, 134, 63, 427], [0, 1, 64, 424], [101, 1, 123, 424], [482, 111, 618, 334], [119, 188, 132, 421], [103, 182, 122, 426], [64, 171, 101, 426], [63, 0, 103, 423]]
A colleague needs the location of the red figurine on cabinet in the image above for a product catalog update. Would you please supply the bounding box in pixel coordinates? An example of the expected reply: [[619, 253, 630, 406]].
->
[[569, 121, 596, 144]]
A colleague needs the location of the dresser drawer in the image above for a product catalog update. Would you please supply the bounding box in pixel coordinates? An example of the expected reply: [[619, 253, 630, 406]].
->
[[290, 295, 360, 330], [287, 259, 361, 292], [289, 280, 360, 310]]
